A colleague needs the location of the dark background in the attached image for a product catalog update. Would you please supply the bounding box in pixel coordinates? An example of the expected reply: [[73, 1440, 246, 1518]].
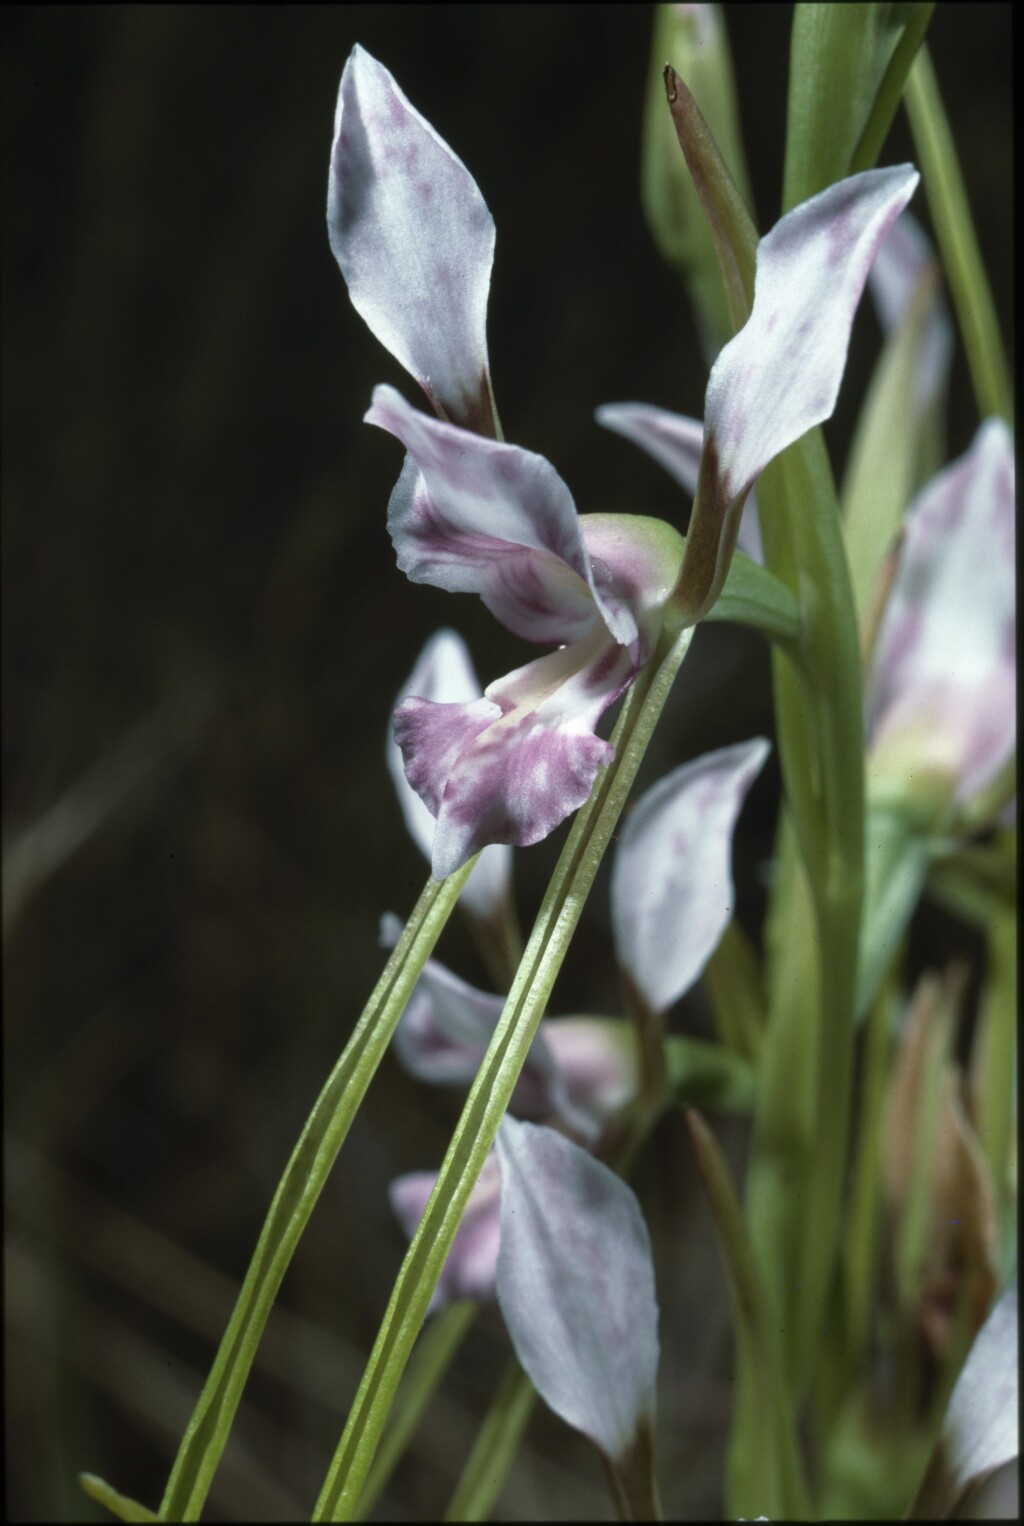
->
[[3, 6, 1011, 1520]]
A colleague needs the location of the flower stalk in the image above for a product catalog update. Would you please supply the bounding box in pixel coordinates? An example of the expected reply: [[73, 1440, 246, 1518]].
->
[[311, 619, 696, 1521]]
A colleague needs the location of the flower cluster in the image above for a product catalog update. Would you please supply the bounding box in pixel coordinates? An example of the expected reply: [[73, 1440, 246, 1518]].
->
[[328, 45, 917, 879]]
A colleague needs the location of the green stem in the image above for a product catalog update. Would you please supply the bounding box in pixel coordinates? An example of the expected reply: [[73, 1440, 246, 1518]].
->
[[848, 2, 936, 175], [972, 907, 1016, 1210], [354, 1300, 478, 1520], [157, 862, 474, 1521], [687, 1111, 811, 1520], [79, 1476, 157, 1524], [842, 968, 894, 1374], [444, 1359, 536, 1523], [749, 432, 866, 1403], [311, 621, 696, 1521], [904, 46, 1012, 423]]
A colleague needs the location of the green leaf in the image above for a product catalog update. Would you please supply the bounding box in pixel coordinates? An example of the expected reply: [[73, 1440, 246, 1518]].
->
[[79, 1475, 157, 1523], [355, 1301, 478, 1521], [708, 550, 802, 646], [663, 1029, 756, 1112], [685, 1111, 810, 1520], [904, 45, 1013, 423], [701, 917, 766, 1063], [641, 4, 755, 354], [972, 907, 1017, 1213], [156, 862, 474, 1521], [849, 3, 936, 174], [444, 1358, 536, 1523], [783, 3, 920, 210], [311, 624, 697, 1521], [841, 261, 946, 621], [856, 798, 931, 1019], [661, 63, 757, 333]]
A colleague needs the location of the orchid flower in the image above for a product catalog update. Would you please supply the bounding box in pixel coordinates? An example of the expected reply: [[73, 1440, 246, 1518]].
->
[[387, 736, 766, 1304], [329, 46, 917, 877], [866, 418, 1015, 820]]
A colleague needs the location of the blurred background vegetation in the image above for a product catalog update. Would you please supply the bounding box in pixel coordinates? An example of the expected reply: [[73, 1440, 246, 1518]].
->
[[2, 6, 1011, 1520]]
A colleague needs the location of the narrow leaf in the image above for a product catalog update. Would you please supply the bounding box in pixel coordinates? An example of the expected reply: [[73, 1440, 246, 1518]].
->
[[685, 1110, 810, 1519], [783, 3, 915, 210]]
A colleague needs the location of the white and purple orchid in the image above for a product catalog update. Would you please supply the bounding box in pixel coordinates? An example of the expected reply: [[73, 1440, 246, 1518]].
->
[[387, 734, 767, 1311], [866, 418, 1015, 818], [329, 45, 917, 878]]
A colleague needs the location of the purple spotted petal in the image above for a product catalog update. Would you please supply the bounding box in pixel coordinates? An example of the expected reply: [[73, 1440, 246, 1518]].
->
[[396, 630, 635, 879], [390, 1157, 502, 1309], [611, 739, 770, 1012], [328, 47, 497, 434], [867, 420, 1015, 806], [369, 384, 633, 646], [495, 1117, 659, 1462], [682, 166, 918, 620], [707, 166, 919, 505], [394, 691, 500, 820], [595, 403, 763, 561], [387, 629, 512, 918]]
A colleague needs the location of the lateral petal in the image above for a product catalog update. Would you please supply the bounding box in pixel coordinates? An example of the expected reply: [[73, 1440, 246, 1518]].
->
[[611, 738, 770, 1013], [495, 1117, 660, 1462], [595, 404, 763, 561], [683, 165, 918, 620], [369, 385, 626, 645], [328, 46, 497, 434], [390, 953, 575, 1129], [705, 165, 919, 508]]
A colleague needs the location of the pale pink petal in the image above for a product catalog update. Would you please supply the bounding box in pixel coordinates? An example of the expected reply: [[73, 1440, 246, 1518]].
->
[[390, 953, 570, 1124], [596, 403, 705, 498], [387, 629, 512, 917], [595, 403, 763, 561], [390, 1157, 502, 1308], [368, 385, 631, 646], [869, 210, 952, 415], [495, 1117, 659, 1462], [706, 166, 919, 506], [683, 166, 919, 620], [867, 420, 1015, 806], [409, 631, 636, 879], [611, 739, 770, 1012], [392, 958, 506, 1085], [541, 1017, 638, 1127], [393, 692, 500, 821], [328, 46, 497, 434], [869, 208, 935, 332]]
